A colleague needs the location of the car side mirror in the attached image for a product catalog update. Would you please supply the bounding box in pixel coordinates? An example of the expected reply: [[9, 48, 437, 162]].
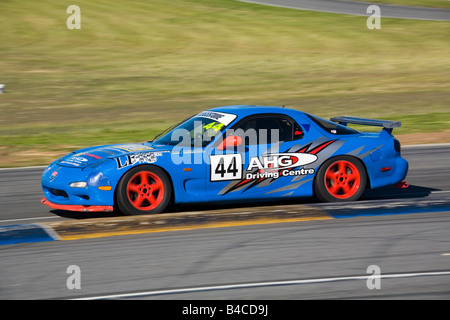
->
[[217, 136, 242, 151]]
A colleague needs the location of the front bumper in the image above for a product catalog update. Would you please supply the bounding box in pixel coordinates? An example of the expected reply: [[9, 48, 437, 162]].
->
[[41, 164, 116, 210], [41, 197, 114, 212]]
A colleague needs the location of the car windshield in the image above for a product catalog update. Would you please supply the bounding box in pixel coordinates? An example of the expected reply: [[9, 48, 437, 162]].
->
[[152, 111, 237, 147]]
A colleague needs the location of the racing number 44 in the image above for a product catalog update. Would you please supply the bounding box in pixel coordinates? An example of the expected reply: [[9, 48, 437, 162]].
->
[[210, 154, 243, 181]]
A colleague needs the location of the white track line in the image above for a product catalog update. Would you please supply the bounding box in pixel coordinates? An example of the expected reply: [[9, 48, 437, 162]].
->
[[431, 191, 450, 194], [403, 143, 450, 149], [0, 165, 46, 171], [74, 270, 450, 300], [0, 216, 60, 224]]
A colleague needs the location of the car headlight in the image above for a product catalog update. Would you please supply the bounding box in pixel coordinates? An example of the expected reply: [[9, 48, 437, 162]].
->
[[69, 181, 87, 188]]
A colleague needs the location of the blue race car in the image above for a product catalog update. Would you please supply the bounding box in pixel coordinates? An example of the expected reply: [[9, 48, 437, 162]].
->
[[41, 105, 408, 215]]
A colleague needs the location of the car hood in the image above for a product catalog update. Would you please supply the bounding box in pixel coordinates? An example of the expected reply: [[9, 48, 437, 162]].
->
[[57, 143, 171, 169]]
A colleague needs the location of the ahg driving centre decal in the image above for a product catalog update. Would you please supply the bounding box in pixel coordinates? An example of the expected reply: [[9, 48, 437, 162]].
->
[[245, 153, 317, 179], [210, 152, 317, 182], [247, 153, 317, 171]]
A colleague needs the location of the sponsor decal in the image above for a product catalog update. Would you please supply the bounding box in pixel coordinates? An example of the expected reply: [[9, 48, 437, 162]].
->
[[211, 153, 317, 183], [246, 153, 317, 171], [48, 166, 61, 182], [115, 152, 163, 169], [245, 167, 315, 180], [60, 156, 88, 167], [114, 145, 154, 152], [196, 111, 237, 126], [50, 170, 58, 181], [83, 153, 102, 160]]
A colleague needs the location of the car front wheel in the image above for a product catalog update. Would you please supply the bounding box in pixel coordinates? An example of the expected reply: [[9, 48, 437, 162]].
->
[[116, 165, 171, 215]]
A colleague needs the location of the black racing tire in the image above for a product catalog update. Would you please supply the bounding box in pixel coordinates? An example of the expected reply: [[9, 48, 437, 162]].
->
[[116, 165, 172, 215], [314, 155, 367, 202]]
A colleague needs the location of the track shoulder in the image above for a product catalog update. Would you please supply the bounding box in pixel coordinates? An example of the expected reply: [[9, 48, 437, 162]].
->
[[237, 0, 450, 21], [41, 205, 330, 240]]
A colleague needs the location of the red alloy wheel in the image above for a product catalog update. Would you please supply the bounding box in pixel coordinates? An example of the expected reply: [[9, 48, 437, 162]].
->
[[126, 171, 165, 211], [324, 160, 361, 199]]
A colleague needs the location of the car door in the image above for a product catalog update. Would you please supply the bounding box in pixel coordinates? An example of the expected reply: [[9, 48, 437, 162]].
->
[[206, 113, 309, 200]]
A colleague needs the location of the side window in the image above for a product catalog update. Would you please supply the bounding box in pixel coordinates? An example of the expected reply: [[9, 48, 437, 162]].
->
[[229, 115, 304, 145]]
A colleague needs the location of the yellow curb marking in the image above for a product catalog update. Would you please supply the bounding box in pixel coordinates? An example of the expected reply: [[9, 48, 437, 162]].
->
[[58, 216, 331, 241]]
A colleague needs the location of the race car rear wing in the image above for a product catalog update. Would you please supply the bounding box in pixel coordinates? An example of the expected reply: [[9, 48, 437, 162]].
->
[[330, 116, 401, 134]]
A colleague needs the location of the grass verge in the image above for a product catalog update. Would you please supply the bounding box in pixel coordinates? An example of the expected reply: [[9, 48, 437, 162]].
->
[[0, 0, 449, 166]]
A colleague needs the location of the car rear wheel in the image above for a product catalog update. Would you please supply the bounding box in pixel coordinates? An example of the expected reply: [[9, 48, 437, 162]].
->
[[116, 165, 171, 215], [314, 156, 366, 202]]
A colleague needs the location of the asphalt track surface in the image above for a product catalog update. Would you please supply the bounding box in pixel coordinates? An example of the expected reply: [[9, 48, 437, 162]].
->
[[0, 145, 449, 300], [238, 0, 450, 20]]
